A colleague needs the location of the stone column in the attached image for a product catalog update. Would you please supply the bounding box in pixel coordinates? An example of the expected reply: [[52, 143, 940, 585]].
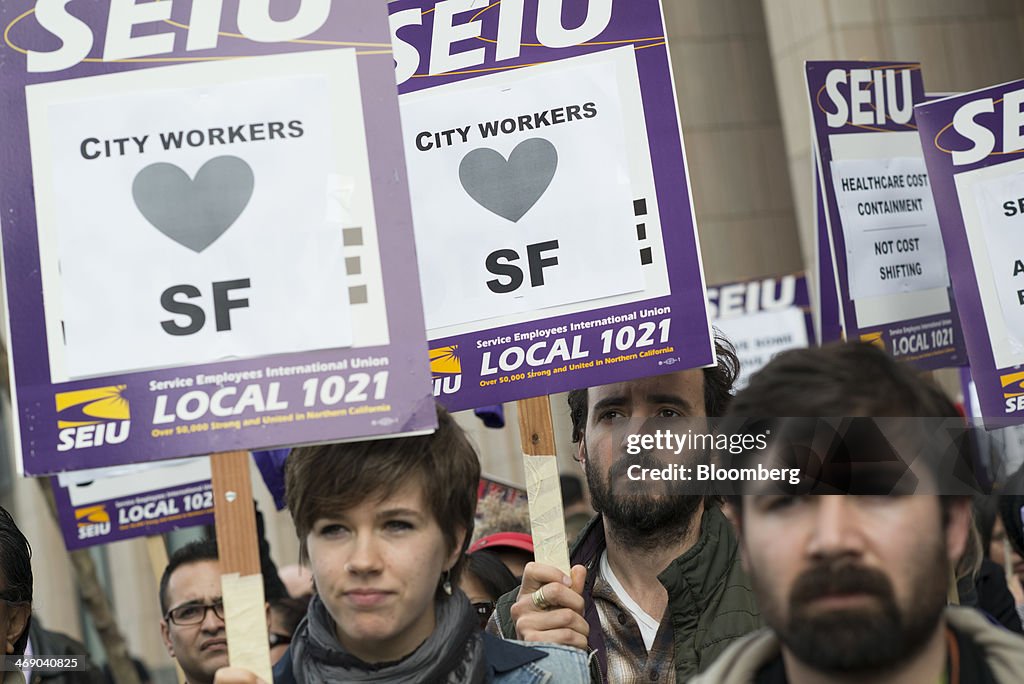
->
[[663, 0, 803, 283], [762, 0, 1024, 265]]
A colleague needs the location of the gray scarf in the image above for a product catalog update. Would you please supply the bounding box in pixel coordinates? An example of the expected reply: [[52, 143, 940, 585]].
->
[[290, 590, 487, 683]]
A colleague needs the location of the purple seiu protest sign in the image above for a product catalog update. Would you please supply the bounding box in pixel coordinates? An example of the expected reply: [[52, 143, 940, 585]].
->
[[1, 1, 436, 476], [389, 0, 714, 411], [708, 273, 813, 388], [917, 79, 1024, 426], [806, 61, 965, 369], [51, 458, 214, 551]]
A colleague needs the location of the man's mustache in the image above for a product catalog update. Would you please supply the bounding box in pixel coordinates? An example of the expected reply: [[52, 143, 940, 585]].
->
[[609, 449, 662, 479], [790, 561, 894, 608]]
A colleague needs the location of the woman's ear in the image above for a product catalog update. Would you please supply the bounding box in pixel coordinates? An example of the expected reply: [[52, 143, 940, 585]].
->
[[446, 526, 468, 570]]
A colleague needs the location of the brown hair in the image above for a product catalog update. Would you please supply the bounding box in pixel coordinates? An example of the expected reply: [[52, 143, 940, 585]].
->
[[285, 403, 479, 585], [728, 342, 958, 419], [567, 330, 740, 443], [724, 342, 968, 514]]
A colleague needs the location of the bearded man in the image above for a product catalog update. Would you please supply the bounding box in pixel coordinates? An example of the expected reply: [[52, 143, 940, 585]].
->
[[491, 336, 762, 682], [694, 342, 1024, 684]]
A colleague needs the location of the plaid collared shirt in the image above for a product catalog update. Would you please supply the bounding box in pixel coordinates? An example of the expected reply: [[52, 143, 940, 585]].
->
[[592, 571, 676, 683]]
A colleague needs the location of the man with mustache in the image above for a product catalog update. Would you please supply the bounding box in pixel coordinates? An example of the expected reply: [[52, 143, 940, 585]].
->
[[693, 342, 1024, 683], [491, 336, 763, 682]]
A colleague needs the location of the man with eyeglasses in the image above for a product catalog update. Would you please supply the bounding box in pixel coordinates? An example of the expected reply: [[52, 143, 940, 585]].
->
[[159, 540, 230, 684]]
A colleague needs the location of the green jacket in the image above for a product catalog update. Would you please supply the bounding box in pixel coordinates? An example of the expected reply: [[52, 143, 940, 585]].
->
[[494, 505, 762, 682]]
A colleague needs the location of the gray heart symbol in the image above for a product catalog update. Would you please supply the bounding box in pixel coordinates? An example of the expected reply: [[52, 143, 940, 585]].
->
[[459, 138, 557, 222], [132, 156, 254, 253]]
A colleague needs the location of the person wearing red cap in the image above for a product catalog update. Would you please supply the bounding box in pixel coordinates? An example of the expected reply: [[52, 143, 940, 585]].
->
[[469, 533, 534, 579]]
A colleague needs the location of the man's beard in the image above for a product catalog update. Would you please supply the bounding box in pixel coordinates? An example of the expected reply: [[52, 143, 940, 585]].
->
[[757, 553, 946, 675], [584, 445, 704, 551]]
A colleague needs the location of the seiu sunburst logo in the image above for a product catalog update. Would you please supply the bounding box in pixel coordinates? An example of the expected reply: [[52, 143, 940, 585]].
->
[[859, 332, 885, 350], [56, 385, 131, 452], [1001, 372, 1024, 413], [429, 345, 462, 396], [74, 505, 111, 540]]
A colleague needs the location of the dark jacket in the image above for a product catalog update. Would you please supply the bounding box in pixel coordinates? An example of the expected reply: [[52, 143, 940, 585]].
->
[[26, 622, 104, 684], [975, 558, 1024, 634], [494, 505, 762, 682]]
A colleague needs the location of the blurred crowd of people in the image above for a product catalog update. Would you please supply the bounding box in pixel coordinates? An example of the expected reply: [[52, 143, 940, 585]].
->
[[7, 341, 1024, 683]]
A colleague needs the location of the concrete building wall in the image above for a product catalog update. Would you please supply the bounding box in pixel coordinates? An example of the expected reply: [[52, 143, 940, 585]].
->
[[663, 0, 803, 283], [761, 0, 1024, 267]]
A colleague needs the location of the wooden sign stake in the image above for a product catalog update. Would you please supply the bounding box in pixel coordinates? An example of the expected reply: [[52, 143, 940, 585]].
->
[[516, 397, 570, 574], [211, 451, 272, 682]]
